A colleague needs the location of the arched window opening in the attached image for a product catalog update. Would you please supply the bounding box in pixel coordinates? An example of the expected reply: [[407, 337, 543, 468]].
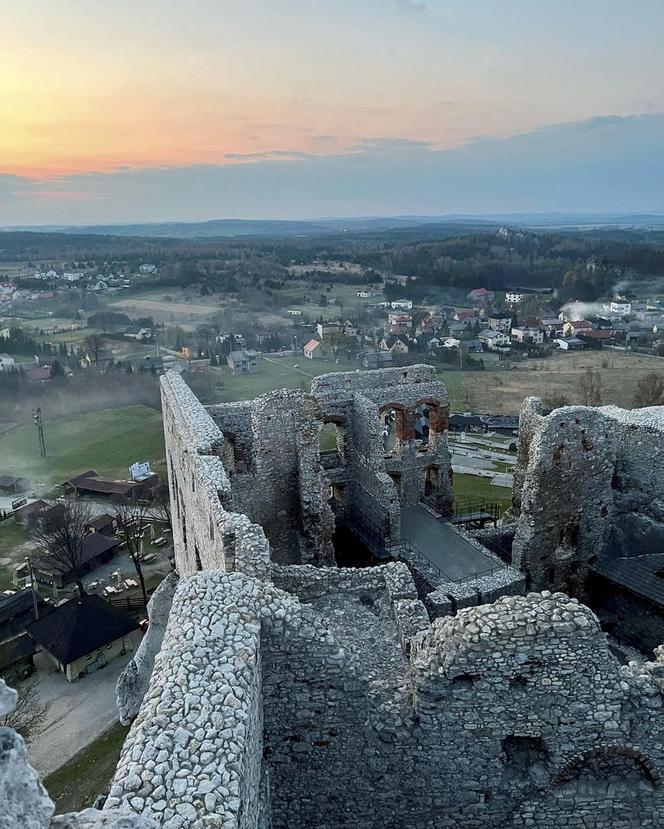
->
[[319, 419, 346, 468]]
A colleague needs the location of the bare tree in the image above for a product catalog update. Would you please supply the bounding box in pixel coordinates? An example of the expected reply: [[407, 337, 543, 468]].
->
[[577, 367, 602, 407], [542, 392, 571, 411], [114, 503, 150, 606], [84, 333, 104, 367], [633, 372, 664, 408], [152, 481, 172, 532], [1, 677, 50, 743], [32, 499, 94, 597]]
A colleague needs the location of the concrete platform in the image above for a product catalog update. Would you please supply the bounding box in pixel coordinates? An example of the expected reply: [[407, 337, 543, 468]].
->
[[400, 504, 499, 581]]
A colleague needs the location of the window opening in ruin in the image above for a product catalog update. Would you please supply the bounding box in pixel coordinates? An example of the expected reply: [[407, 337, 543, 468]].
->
[[222, 435, 237, 475], [424, 466, 441, 496], [319, 420, 346, 467], [380, 406, 401, 454], [502, 736, 549, 782], [415, 403, 431, 448], [388, 472, 402, 499], [209, 517, 215, 540], [451, 673, 479, 689], [194, 545, 202, 571]]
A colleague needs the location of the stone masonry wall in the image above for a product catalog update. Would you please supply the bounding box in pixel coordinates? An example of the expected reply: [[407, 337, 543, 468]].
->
[[509, 402, 664, 595]]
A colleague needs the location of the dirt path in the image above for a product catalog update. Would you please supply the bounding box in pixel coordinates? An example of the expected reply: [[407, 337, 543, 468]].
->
[[28, 630, 142, 776]]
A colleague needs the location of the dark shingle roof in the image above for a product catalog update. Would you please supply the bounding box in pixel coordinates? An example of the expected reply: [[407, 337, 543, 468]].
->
[[593, 554, 664, 607], [27, 595, 138, 664]]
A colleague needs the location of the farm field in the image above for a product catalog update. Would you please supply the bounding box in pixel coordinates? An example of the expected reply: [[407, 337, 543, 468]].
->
[[462, 350, 664, 414], [108, 291, 226, 326], [0, 405, 166, 491]]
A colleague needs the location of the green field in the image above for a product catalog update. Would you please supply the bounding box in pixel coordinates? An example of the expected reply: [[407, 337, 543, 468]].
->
[[453, 472, 512, 511], [209, 355, 361, 403], [0, 405, 166, 490], [435, 371, 467, 411], [44, 721, 130, 814]]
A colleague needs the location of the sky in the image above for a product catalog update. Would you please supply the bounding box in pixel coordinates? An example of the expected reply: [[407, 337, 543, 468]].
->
[[1, 0, 664, 224]]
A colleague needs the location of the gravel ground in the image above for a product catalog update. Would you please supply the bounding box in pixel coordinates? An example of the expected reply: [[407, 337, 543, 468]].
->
[[27, 629, 142, 776]]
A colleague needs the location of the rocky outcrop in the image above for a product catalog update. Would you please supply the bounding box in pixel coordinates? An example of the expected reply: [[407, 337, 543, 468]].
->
[[117, 573, 178, 725], [0, 678, 53, 829]]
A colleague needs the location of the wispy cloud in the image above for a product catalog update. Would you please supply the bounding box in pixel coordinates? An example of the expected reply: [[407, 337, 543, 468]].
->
[[395, 0, 427, 12], [223, 150, 315, 162]]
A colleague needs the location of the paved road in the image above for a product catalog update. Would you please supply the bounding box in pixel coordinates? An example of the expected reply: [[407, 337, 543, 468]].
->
[[400, 504, 497, 581], [27, 629, 142, 777]]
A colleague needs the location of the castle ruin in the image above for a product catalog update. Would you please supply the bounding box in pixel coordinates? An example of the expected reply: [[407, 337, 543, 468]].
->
[[3, 366, 664, 829]]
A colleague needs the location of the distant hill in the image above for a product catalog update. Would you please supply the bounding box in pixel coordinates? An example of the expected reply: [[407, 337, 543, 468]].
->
[[4, 213, 664, 240]]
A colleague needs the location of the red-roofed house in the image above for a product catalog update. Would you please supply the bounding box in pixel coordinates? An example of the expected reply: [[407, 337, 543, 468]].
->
[[563, 320, 593, 337], [304, 339, 323, 360], [467, 288, 495, 303]]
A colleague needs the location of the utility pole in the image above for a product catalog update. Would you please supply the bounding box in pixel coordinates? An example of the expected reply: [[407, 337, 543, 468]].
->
[[25, 554, 39, 620], [32, 407, 46, 458]]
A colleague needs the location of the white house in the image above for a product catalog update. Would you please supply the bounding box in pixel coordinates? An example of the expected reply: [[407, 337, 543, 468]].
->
[[139, 264, 157, 274], [287, 309, 302, 316], [505, 290, 525, 304], [304, 339, 323, 360], [357, 290, 377, 299], [610, 300, 632, 316], [390, 299, 413, 311], [479, 329, 510, 350], [511, 326, 544, 345], [0, 353, 15, 371], [63, 272, 84, 282], [554, 337, 585, 351]]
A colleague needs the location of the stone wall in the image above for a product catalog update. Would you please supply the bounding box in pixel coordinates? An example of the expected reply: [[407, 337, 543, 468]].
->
[[161, 373, 271, 580], [509, 401, 664, 595]]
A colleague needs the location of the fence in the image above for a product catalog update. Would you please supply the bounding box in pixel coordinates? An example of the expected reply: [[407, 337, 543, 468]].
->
[[398, 537, 506, 585]]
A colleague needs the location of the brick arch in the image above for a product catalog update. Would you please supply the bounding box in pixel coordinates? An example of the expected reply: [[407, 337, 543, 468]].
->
[[551, 745, 660, 789], [379, 402, 413, 443]]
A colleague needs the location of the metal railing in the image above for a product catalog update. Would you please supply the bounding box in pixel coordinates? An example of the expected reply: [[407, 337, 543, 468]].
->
[[421, 494, 503, 526], [398, 537, 506, 585]]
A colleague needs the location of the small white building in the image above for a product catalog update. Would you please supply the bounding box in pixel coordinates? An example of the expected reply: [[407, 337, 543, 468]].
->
[[0, 353, 15, 371], [505, 290, 525, 304], [63, 272, 84, 282], [139, 264, 157, 274], [554, 337, 585, 351], [390, 299, 413, 311], [610, 300, 632, 316]]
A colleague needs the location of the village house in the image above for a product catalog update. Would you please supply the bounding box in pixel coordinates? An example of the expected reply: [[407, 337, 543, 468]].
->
[[453, 307, 479, 322], [554, 337, 585, 351], [34, 531, 120, 589], [27, 595, 138, 682], [358, 349, 393, 369], [124, 326, 152, 341], [538, 317, 563, 336], [505, 289, 525, 304], [0, 475, 31, 496], [389, 299, 413, 310], [139, 264, 157, 274], [478, 329, 511, 351], [227, 349, 258, 375], [467, 287, 495, 303], [0, 353, 15, 372], [487, 312, 512, 333], [387, 312, 412, 334], [303, 339, 323, 360], [379, 335, 409, 354], [511, 326, 544, 345], [563, 320, 593, 337], [610, 300, 632, 316]]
